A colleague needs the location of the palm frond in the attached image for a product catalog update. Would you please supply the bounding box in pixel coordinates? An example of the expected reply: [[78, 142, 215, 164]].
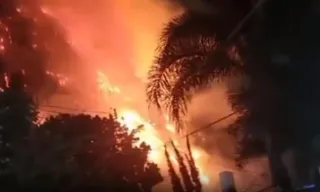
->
[[147, 11, 244, 130], [163, 45, 241, 129], [147, 35, 218, 110], [147, 12, 226, 110], [147, 36, 222, 119], [159, 12, 233, 50]]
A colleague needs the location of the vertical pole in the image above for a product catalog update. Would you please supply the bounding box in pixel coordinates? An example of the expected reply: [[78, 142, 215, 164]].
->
[[219, 171, 237, 192]]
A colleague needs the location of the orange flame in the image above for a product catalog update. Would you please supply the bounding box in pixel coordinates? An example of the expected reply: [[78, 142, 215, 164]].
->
[[97, 71, 211, 185], [38, 1, 214, 187]]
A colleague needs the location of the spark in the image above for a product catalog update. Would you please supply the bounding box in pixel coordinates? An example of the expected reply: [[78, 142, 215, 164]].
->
[[46, 71, 69, 86]]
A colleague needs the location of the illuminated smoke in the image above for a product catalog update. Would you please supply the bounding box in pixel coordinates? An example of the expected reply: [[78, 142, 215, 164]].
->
[[31, 0, 270, 190], [0, 0, 78, 100]]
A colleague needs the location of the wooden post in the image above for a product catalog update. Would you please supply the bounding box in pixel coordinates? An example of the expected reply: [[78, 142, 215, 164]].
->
[[219, 171, 237, 192]]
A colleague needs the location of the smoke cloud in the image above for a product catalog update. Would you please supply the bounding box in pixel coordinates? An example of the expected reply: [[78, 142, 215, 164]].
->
[[39, 0, 178, 114]]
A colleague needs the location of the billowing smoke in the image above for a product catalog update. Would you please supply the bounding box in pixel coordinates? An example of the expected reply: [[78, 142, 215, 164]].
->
[[37, 0, 178, 116]]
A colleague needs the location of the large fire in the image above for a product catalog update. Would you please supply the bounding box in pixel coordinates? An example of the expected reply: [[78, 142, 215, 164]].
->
[[97, 71, 211, 185], [39, 69, 211, 186], [0, 0, 273, 190], [36, 0, 215, 189]]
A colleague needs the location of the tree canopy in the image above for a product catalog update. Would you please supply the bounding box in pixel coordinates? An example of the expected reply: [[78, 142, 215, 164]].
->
[[0, 71, 38, 190], [0, 72, 163, 192], [23, 113, 163, 191]]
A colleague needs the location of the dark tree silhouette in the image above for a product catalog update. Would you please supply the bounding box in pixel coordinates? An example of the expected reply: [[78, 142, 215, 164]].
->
[[0, 71, 38, 190], [147, 11, 245, 129], [164, 137, 202, 192], [147, 0, 320, 190], [185, 136, 201, 192], [17, 113, 163, 191], [0, 71, 163, 192], [146, 8, 290, 188], [146, 3, 260, 166], [171, 140, 194, 191], [165, 146, 184, 192]]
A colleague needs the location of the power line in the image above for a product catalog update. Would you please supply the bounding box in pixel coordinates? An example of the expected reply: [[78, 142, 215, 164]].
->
[[184, 112, 237, 138], [39, 105, 236, 150], [39, 105, 232, 152], [227, 0, 269, 41], [40, 108, 264, 179], [41, 105, 111, 115]]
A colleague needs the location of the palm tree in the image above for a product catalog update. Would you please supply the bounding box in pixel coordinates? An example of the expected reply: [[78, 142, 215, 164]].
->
[[146, 12, 244, 129], [146, 0, 310, 190], [146, 1, 270, 163]]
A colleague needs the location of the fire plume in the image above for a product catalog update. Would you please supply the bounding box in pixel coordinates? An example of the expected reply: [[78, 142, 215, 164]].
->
[[36, 0, 216, 189], [96, 71, 211, 185]]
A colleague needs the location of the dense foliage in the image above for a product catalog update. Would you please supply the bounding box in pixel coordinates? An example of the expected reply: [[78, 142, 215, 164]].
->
[[0, 72, 37, 190], [0, 72, 163, 192]]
